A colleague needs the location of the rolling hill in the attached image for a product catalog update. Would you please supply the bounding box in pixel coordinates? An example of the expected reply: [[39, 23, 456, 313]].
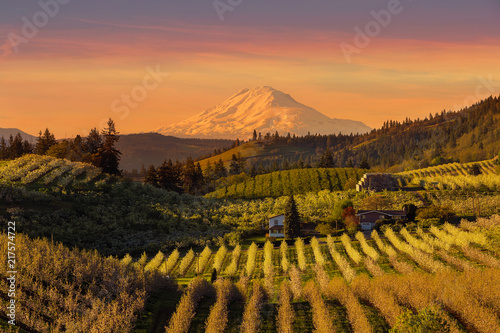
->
[[399, 159, 498, 178], [0, 154, 110, 191], [0, 127, 37, 143], [205, 167, 367, 199], [116, 133, 233, 171]]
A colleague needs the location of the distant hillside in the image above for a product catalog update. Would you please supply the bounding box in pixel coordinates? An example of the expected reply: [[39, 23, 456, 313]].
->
[[198, 140, 316, 169], [354, 95, 500, 172], [198, 95, 500, 172], [206, 167, 366, 199], [0, 128, 37, 143], [116, 133, 232, 171], [398, 159, 500, 192], [399, 159, 498, 178]]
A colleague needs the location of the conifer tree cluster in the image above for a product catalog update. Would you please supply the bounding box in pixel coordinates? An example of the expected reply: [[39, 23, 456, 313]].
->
[[145, 158, 205, 195], [284, 195, 301, 239], [1, 119, 123, 176], [0, 133, 33, 159]]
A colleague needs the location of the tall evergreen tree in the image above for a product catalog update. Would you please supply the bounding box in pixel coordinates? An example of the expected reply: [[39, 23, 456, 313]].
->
[[10, 133, 24, 158], [0, 137, 7, 159], [237, 152, 246, 172], [252, 129, 258, 141], [35, 128, 57, 155], [229, 154, 240, 175], [284, 195, 301, 239], [158, 159, 183, 193], [359, 156, 370, 169], [318, 148, 335, 168], [85, 128, 102, 155], [98, 118, 122, 175], [144, 165, 158, 186], [182, 158, 204, 194]]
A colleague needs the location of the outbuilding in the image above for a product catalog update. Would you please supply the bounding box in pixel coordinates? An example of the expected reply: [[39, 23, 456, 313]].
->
[[268, 214, 285, 238], [356, 210, 406, 230]]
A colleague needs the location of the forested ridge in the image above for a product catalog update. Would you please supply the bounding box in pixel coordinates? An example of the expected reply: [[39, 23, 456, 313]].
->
[[195, 95, 500, 172]]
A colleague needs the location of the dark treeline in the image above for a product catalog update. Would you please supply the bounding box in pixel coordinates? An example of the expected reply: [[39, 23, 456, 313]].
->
[[0, 132, 33, 159], [0, 118, 122, 175], [144, 158, 205, 195], [144, 147, 370, 196]]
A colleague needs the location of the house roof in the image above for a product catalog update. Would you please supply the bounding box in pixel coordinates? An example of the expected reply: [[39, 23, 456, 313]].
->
[[356, 210, 406, 217], [268, 214, 285, 220], [269, 225, 284, 230]]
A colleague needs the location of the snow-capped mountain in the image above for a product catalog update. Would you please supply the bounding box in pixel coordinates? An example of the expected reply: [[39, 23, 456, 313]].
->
[[156, 86, 371, 140]]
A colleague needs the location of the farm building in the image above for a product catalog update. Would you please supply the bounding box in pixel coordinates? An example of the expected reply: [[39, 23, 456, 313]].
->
[[268, 214, 285, 238], [356, 210, 406, 230]]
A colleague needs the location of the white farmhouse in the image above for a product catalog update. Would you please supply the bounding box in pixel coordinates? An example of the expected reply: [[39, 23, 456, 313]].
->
[[268, 214, 285, 238]]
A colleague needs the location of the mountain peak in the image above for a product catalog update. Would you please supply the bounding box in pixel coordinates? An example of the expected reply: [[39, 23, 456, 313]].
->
[[156, 87, 371, 139]]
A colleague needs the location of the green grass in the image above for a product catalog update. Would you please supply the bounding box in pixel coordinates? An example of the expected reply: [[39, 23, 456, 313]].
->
[[132, 288, 183, 333], [187, 297, 216, 332], [362, 301, 391, 332], [260, 303, 278, 333], [292, 302, 314, 332], [224, 301, 245, 333], [327, 300, 353, 332]]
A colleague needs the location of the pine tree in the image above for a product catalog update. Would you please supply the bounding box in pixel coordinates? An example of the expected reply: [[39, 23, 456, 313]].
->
[[214, 159, 227, 178], [0, 137, 7, 159], [284, 195, 301, 239], [183, 158, 204, 194], [11, 133, 24, 158], [35, 128, 57, 155], [249, 164, 257, 177], [229, 154, 240, 175], [157, 159, 183, 193], [98, 118, 122, 175], [85, 128, 102, 155], [237, 152, 246, 172], [144, 165, 158, 186], [253, 129, 258, 141], [359, 156, 370, 169], [318, 148, 335, 168]]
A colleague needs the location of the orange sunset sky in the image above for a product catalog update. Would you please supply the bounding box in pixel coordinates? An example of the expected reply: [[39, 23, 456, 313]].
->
[[1, 0, 500, 138]]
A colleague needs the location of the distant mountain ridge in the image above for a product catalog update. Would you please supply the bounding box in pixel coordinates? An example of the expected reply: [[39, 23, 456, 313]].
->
[[116, 133, 232, 171], [156, 86, 371, 140], [0, 128, 37, 143], [196, 95, 500, 172]]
